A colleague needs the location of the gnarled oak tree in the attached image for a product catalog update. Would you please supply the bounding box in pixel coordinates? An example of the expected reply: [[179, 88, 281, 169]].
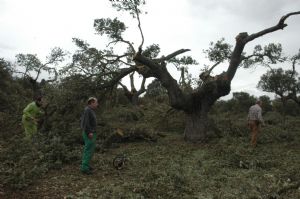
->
[[74, 0, 300, 142]]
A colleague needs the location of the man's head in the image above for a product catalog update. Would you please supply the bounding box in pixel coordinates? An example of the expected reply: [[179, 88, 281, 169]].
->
[[256, 100, 262, 107], [87, 97, 98, 109], [34, 95, 43, 107]]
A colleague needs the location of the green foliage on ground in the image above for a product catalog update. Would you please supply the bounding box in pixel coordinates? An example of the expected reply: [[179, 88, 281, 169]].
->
[[1, 58, 300, 198], [3, 128, 299, 198], [1, 99, 300, 198]]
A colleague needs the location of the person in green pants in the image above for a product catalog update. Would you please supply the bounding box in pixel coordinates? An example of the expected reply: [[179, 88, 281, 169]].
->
[[80, 97, 99, 174], [22, 96, 44, 140]]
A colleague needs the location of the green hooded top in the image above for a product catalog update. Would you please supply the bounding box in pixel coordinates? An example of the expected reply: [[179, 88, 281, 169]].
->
[[23, 102, 43, 121]]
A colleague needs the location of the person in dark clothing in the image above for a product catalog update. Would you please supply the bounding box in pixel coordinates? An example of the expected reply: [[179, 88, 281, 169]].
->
[[80, 97, 99, 174]]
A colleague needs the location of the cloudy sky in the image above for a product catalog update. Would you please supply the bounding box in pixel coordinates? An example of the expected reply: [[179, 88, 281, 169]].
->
[[1, 0, 300, 99]]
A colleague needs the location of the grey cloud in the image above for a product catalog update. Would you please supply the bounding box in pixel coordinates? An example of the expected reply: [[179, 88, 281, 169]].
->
[[186, 0, 300, 52], [188, 0, 300, 22]]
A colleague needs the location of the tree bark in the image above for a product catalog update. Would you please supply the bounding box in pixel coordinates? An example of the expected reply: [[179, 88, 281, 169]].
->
[[184, 109, 209, 142], [184, 85, 228, 142]]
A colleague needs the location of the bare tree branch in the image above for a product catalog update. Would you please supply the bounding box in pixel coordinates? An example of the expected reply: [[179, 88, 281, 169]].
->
[[46, 68, 58, 83], [118, 59, 136, 67], [130, 72, 136, 91], [107, 39, 136, 53], [227, 12, 300, 81], [134, 51, 188, 110], [97, 66, 136, 89], [34, 64, 46, 81], [245, 11, 300, 43], [137, 76, 146, 95], [160, 49, 191, 61], [207, 61, 221, 75], [199, 61, 222, 82], [34, 48, 65, 81], [12, 70, 31, 78], [134, 5, 144, 50], [241, 53, 263, 61], [102, 53, 134, 67], [118, 81, 129, 92]]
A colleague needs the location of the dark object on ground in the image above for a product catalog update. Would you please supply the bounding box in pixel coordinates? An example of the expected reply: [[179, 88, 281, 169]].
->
[[113, 154, 128, 170]]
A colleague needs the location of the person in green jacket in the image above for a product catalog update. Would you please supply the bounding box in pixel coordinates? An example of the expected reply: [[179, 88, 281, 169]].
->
[[80, 97, 99, 174], [22, 96, 44, 139]]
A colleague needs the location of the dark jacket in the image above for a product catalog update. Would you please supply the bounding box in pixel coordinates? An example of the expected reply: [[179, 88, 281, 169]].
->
[[80, 106, 97, 134]]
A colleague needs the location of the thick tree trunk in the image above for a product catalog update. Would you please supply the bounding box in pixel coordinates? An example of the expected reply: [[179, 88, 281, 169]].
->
[[184, 87, 225, 142], [184, 109, 209, 142], [131, 93, 139, 106]]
